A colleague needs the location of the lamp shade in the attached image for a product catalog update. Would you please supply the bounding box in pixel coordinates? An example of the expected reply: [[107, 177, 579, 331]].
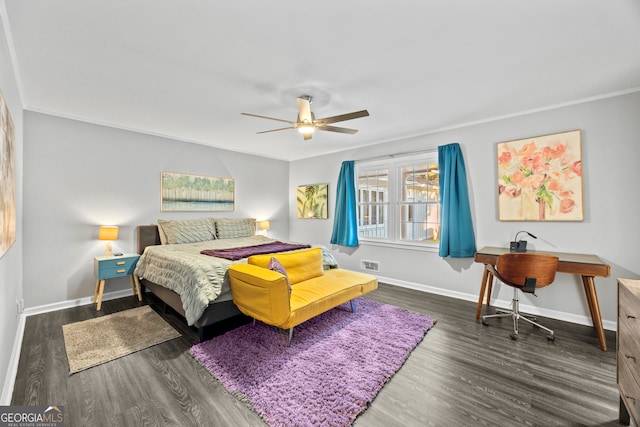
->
[[99, 226, 119, 241], [257, 220, 270, 231]]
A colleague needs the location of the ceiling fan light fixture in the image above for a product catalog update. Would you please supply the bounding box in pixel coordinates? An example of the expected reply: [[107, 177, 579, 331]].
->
[[297, 125, 315, 134], [242, 96, 368, 140]]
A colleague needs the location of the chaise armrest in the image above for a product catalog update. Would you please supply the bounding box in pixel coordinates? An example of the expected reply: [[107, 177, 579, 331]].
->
[[228, 263, 291, 327]]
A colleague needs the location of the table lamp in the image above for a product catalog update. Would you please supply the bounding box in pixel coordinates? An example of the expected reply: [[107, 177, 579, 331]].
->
[[99, 225, 119, 256], [257, 220, 270, 236]]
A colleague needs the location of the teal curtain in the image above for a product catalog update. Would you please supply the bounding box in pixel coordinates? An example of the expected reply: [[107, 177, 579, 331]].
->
[[330, 161, 359, 247], [438, 143, 476, 257]]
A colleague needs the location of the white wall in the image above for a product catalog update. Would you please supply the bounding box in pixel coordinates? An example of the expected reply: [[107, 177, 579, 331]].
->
[[0, 4, 24, 403], [22, 112, 289, 308], [290, 91, 640, 329]]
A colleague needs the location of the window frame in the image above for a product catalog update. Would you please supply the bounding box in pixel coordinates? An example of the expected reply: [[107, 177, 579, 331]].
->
[[355, 150, 440, 250]]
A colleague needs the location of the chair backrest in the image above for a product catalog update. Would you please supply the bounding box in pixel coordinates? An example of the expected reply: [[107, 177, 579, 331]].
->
[[495, 253, 559, 289]]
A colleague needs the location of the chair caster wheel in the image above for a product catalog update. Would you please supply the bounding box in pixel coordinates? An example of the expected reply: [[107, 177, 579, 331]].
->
[[547, 334, 555, 342], [481, 319, 488, 326], [509, 333, 518, 340]]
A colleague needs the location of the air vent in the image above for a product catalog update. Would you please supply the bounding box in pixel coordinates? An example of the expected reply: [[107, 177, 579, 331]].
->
[[361, 260, 380, 272]]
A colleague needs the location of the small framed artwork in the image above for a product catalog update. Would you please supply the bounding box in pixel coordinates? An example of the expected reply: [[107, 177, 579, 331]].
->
[[161, 171, 234, 212], [497, 130, 583, 221], [296, 184, 328, 219]]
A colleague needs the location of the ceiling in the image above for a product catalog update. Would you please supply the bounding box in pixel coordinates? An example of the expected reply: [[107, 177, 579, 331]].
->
[[3, 1, 640, 161]]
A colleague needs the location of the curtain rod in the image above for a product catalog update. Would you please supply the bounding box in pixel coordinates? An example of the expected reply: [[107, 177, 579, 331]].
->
[[354, 147, 437, 163]]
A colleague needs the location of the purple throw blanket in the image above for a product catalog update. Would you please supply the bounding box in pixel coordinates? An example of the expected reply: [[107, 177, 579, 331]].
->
[[200, 241, 311, 261]]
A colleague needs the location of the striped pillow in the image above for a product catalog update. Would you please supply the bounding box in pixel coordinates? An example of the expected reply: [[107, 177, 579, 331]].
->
[[215, 218, 256, 239], [157, 218, 216, 244]]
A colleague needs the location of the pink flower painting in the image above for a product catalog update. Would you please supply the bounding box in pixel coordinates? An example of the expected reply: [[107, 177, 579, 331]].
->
[[497, 130, 583, 221]]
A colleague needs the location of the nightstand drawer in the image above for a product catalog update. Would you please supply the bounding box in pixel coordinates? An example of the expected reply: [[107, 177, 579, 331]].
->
[[98, 265, 136, 279], [94, 254, 139, 280]]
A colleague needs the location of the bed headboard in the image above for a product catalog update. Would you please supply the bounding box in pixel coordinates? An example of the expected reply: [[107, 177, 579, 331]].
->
[[137, 225, 161, 254]]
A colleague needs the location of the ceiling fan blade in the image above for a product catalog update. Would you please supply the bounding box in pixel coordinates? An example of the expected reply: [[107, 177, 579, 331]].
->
[[256, 126, 296, 134], [241, 112, 295, 125], [317, 125, 359, 135], [296, 97, 313, 124], [314, 110, 369, 125]]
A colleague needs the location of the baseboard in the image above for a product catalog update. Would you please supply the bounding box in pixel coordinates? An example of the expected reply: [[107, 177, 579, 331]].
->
[[1, 288, 137, 405], [375, 275, 616, 331], [22, 289, 134, 317], [0, 313, 25, 405]]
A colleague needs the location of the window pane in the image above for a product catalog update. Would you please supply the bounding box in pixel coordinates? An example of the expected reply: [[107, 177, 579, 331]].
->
[[402, 164, 431, 202], [357, 169, 388, 239], [427, 163, 439, 201]]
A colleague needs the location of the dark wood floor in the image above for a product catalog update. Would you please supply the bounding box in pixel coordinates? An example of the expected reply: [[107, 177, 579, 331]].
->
[[12, 283, 623, 426]]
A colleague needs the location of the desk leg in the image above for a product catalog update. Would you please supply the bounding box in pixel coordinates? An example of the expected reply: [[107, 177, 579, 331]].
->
[[476, 268, 494, 320], [582, 275, 607, 352]]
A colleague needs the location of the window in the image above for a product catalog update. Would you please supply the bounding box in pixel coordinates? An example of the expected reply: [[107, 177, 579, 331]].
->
[[356, 152, 440, 246]]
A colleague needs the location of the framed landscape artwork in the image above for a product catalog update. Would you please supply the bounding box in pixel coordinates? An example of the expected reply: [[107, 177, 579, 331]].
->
[[497, 130, 583, 221], [296, 184, 328, 219], [0, 89, 16, 258], [161, 171, 234, 212]]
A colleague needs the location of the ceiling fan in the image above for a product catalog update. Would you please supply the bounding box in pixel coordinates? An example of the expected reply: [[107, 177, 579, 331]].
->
[[241, 95, 369, 141]]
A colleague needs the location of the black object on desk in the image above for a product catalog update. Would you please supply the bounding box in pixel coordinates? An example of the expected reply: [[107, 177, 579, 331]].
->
[[510, 231, 537, 252]]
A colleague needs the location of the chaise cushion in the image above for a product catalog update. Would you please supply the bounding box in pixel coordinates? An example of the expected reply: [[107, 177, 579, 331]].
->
[[249, 247, 324, 285], [282, 268, 378, 329]]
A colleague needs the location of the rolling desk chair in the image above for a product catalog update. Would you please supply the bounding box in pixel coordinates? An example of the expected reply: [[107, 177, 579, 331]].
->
[[481, 253, 559, 341]]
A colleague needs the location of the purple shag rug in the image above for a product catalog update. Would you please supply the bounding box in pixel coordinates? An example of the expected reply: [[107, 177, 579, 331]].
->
[[190, 298, 436, 427]]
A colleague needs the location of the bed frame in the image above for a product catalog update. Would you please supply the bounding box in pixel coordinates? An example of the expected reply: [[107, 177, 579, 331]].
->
[[136, 225, 243, 341]]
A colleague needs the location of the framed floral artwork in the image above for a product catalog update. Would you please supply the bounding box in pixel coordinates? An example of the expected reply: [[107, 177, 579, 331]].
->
[[497, 130, 583, 221], [296, 184, 328, 219]]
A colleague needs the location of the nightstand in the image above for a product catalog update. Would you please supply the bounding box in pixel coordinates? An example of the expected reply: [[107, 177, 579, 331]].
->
[[93, 253, 141, 311]]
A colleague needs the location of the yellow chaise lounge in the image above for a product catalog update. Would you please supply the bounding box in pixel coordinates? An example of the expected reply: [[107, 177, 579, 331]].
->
[[228, 247, 378, 344]]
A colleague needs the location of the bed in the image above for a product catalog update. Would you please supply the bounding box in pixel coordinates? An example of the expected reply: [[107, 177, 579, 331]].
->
[[135, 217, 336, 340]]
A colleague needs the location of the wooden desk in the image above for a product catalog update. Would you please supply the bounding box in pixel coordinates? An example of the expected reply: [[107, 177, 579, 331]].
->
[[474, 246, 611, 351]]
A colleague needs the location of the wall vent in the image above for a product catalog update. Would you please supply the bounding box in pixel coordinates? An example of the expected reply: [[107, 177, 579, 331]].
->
[[361, 260, 380, 272]]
